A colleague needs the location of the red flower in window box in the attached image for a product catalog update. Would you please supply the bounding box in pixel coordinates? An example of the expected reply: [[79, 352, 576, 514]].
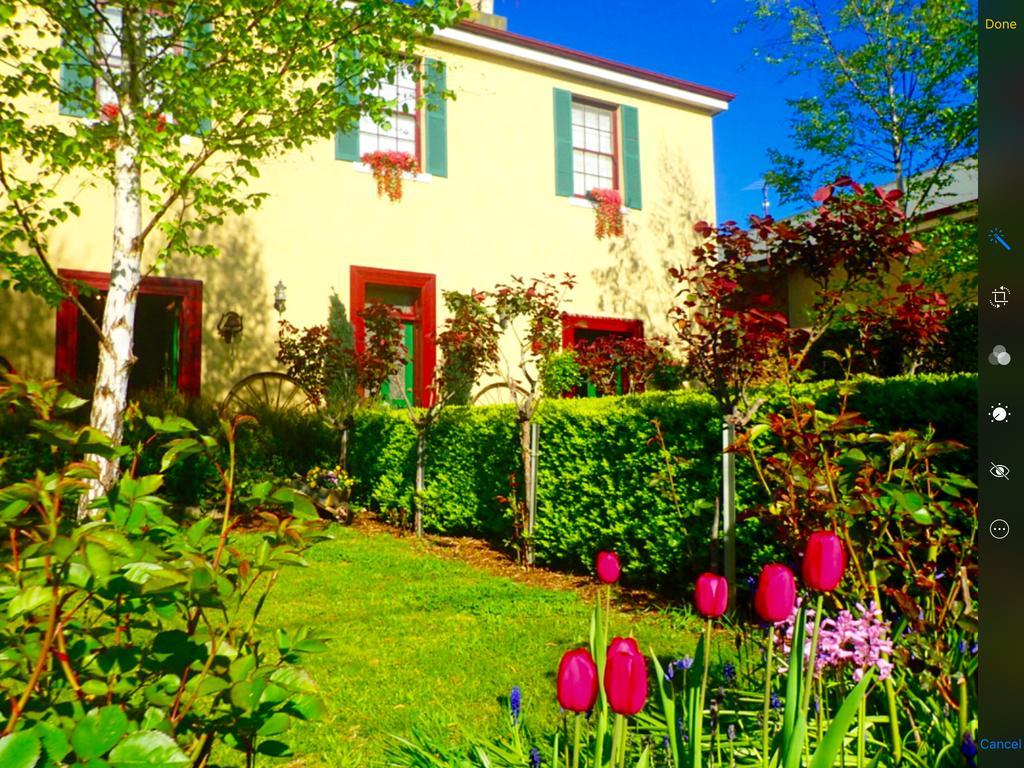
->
[[588, 188, 623, 239], [361, 150, 418, 202], [99, 102, 120, 121]]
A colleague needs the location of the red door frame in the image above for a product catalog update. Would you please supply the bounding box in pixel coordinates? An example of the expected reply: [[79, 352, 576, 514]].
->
[[561, 313, 644, 348], [350, 265, 436, 407], [55, 269, 203, 397]]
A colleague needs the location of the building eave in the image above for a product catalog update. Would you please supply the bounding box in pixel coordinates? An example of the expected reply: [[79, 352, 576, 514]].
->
[[432, 21, 734, 115]]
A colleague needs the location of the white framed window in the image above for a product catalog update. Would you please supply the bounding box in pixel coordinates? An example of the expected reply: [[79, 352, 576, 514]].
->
[[358, 65, 419, 160], [572, 100, 617, 196], [95, 7, 179, 108]]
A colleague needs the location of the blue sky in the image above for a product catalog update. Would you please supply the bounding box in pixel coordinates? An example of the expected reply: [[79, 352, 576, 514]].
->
[[490, 0, 815, 224]]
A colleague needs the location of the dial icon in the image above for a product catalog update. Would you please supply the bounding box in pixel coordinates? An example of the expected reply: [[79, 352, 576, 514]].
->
[[990, 403, 1011, 423]]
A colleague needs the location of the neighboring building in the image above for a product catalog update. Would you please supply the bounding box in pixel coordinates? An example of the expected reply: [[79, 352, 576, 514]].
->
[[0, 3, 733, 405], [754, 163, 978, 327]]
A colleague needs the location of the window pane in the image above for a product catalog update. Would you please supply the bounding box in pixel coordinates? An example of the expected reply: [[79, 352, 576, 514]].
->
[[584, 152, 598, 174], [572, 104, 583, 126], [360, 132, 380, 155], [396, 115, 416, 142], [585, 128, 599, 151], [398, 138, 416, 156], [598, 111, 612, 132], [359, 114, 379, 132], [573, 149, 585, 174], [584, 107, 598, 128], [599, 132, 613, 154], [599, 154, 613, 179], [572, 124, 584, 148], [378, 136, 398, 152], [574, 172, 585, 196]]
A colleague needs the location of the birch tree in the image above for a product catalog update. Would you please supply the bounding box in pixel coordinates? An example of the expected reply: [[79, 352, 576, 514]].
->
[[750, 0, 977, 217], [0, 0, 464, 510]]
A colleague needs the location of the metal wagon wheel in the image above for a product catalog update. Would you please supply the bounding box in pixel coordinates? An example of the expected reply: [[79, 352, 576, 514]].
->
[[471, 381, 530, 406], [220, 372, 317, 417]]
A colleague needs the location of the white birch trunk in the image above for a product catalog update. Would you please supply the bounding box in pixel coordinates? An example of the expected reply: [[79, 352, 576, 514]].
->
[[79, 121, 143, 519]]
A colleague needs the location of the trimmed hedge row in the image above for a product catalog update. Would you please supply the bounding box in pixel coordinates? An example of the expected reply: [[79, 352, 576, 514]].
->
[[347, 374, 977, 590]]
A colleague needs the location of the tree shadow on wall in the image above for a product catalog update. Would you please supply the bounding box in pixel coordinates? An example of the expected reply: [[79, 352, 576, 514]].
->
[[0, 289, 58, 380], [163, 219, 277, 402], [592, 151, 711, 335]]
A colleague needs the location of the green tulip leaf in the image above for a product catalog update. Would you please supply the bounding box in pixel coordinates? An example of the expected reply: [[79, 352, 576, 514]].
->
[[808, 669, 876, 768]]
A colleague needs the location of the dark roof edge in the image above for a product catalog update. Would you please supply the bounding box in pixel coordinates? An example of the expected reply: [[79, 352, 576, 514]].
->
[[451, 20, 736, 104]]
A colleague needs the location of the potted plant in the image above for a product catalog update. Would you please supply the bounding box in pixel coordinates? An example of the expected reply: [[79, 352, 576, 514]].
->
[[588, 187, 624, 239], [300, 464, 356, 523]]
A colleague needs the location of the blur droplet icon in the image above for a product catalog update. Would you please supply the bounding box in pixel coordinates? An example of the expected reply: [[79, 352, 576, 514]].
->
[[988, 345, 1012, 366]]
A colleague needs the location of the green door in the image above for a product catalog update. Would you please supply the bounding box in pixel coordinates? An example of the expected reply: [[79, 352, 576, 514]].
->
[[382, 322, 416, 407]]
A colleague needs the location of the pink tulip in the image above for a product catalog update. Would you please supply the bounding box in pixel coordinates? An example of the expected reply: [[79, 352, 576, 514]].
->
[[595, 551, 621, 584], [557, 648, 599, 713], [604, 637, 647, 716], [694, 572, 729, 618], [802, 531, 846, 592], [754, 564, 796, 623]]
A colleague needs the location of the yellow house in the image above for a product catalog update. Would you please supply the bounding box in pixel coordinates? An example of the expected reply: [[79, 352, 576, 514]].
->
[[0, 4, 733, 406]]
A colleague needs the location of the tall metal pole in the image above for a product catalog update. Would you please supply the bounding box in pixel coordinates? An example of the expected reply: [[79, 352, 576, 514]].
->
[[722, 420, 736, 604]]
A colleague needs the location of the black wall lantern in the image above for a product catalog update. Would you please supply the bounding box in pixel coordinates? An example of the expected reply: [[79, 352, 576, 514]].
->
[[217, 311, 244, 344]]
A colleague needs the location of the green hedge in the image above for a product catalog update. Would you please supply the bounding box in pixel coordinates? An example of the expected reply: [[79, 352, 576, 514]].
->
[[347, 374, 976, 590]]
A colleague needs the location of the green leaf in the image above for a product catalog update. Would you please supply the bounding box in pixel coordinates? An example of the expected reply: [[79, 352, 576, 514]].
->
[[85, 542, 113, 579], [8, 585, 50, 618], [0, 731, 41, 768], [107, 731, 189, 767], [256, 740, 292, 757], [71, 706, 129, 761], [35, 721, 70, 763], [256, 712, 291, 737], [909, 508, 934, 525], [808, 670, 875, 768]]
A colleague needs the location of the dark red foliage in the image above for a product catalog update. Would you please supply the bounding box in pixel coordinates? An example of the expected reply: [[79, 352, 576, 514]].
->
[[572, 335, 671, 396]]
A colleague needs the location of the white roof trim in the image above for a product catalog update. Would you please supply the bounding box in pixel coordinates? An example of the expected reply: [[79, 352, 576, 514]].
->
[[432, 27, 731, 115]]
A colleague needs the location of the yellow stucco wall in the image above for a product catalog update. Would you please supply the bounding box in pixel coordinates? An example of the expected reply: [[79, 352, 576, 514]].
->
[[1, 29, 722, 401]]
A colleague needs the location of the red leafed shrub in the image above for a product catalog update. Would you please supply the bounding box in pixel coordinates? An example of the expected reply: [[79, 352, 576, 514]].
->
[[362, 150, 418, 201], [572, 335, 671, 395], [589, 188, 623, 239], [276, 322, 346, 407], [356, 301, 406, 398], [853, 282, 951, 373]]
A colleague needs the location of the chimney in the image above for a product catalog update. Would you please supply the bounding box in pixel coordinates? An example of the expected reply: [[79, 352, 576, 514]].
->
[[463, 0, 508, 30]]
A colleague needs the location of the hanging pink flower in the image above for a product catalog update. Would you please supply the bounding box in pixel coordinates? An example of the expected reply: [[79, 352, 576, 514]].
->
[[362, 150, 417, 202], [589, 188, 623, 239]]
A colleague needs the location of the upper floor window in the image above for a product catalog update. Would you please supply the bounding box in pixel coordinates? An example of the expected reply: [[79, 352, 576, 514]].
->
[[572, 100, 616, 196], [358, 64, 419, 162], [95, 7, 180, 107], [553, 88, 641, 209]]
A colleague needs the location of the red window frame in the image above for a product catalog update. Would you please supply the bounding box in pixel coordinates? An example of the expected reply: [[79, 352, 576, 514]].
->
[[571, 96, 620, 197], [561, 313, 644, 397], [350, 266, 436, 407], [359, 63, 423, 170], [55, 269, 203, 397]]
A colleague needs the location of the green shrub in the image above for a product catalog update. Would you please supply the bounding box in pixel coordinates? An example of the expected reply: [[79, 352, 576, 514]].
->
[[0, 379, 328, 766], [346, 375, 976, 591]]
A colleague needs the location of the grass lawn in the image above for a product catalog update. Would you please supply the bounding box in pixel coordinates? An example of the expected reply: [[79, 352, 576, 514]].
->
[[259, 523, 717, 767]]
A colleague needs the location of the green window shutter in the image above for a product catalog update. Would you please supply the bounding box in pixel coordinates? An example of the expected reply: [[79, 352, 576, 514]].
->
[[334, 49, 361, 161], [185, 11, 213, 135], [620, 104, 642, 209], [58, 4, 94, 117], [553, 88, 573, 197], [424, 58, 448, 177]]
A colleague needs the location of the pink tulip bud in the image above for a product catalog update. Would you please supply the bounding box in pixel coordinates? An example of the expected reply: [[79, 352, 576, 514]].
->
[[595, 551, 621, 584], [604, 637, 647, 716], [802, 531, 846, 592], [694, 572, 729, 618], [753, 564, 796, 623], [557, 648, 599, 713]]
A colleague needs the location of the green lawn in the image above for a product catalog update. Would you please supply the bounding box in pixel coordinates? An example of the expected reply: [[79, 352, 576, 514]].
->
[[259, 524, 711, 767]]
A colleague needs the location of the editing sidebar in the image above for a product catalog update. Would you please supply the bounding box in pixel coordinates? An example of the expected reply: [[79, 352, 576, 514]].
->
[[979, 3, 1024, 763]]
